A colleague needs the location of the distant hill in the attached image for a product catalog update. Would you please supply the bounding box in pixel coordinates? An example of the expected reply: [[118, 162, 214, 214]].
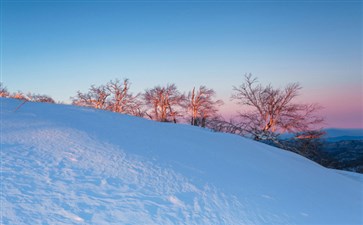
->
[[277, 128, 363, 173], [324, 128, 363, 142]]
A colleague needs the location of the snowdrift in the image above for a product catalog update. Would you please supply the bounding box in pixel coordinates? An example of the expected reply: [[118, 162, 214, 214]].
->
[[1, 98, 362, 224]]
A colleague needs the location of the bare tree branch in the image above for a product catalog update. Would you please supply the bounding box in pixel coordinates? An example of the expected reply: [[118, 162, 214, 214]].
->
[[187, 86, 223, 127], [231, 74, 324, 141], [143, 84, 186, 123], [72, 84, 110, 109], [0, 82, 9, 97]]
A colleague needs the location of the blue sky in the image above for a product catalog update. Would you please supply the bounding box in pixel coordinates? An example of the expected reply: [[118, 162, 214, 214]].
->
[[1, 0, 362, 128]]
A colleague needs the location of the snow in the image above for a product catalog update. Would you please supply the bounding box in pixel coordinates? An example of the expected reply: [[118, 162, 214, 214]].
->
[[1, 98, 362, 224]]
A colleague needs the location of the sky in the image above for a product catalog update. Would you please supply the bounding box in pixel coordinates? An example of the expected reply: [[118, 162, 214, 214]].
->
[[1, 0, 362, 128]]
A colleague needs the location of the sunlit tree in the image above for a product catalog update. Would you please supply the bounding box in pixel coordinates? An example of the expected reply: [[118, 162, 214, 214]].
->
[[231, 74, 323, 141], [143, 84, 186, 123], [11, 91, 30, 101], [0, 82, 9, 97], [187, 86, 223, 127], [106, 79, 144, 116], [72, 85, 110, 109]]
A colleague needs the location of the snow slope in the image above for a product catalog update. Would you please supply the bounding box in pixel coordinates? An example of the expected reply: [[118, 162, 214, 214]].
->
[[1, 98, 362, 225]]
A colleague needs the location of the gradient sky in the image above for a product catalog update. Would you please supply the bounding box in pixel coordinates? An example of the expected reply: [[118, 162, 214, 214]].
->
[[1, 0, 362, 128]]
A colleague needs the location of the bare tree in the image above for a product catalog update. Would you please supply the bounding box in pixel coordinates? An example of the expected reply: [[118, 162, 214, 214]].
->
[[72, 85, 110, 109], [0, 82, 9, 97], [106, 79, 143, 116], [4, 86, 54, 104], [187, 86, 223, 127], [143, 84, 186, 123], [207, 117, 245, 135], [231, 74, 323, 141], [72, 91, 91, 107], [29, 94, 55, 103], [11, 91, 30, 101]]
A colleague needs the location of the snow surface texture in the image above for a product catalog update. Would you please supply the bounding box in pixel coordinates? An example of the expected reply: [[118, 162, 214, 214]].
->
[[1, 98, 362, 225]]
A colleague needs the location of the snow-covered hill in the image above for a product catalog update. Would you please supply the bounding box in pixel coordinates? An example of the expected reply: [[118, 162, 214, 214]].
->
[[1, 98, 362, 225]]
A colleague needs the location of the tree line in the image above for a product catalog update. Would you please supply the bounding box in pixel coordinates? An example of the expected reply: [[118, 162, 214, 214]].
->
[[1, 74, 325, 161], [4, 77, 359, 174], [71, 79, 223, 127], [0, 83, 55, 103]]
